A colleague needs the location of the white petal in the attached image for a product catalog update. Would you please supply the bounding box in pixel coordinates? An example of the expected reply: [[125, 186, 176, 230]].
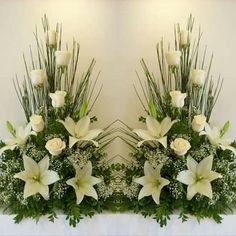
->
[[82, 129, 103, 140], [30, 131, 37, 136], [196, 180, 213, 199], [4, 138, 17, 146], [138, 184, 154, 200], [69, 136, 79, 148], [74, 116, 90, 138], [38, 184, 49, 200], [23, 181, 41, 199], [144, 161, 157, 178], [14, 171, 29, 182], [16, 126, 25, 139], [160, 117, 177, 136], [23, 123, 32, 137], [137, 139, 155, 147], [23, 155, 39, 176], [187, 156, 198, 172], [206, 171, 222, 182], [38, 156, 49, 173], [59, 117, 75, 136], [133, 176, 149, 186], [66, 177, 77, 189], [146, 116, 161, 137], [219, 138, 232, 146], [75, 188, 85, 204], [74, 138, 100, 147], [133, 129, 154, 140], [187, 183, 198, 200], [220, 144, 236, 155], [156, 136, 167, 148], [152, 188, 161, 204], [205, 125, 221, 142], [41, 170, 59, 185], [89, 176, 102, 186], [0, 144, 17, 155], [204, 123, 210, 132], [177, 170, 195, 185], [197, 155, 213, 177], [199, 131, 207, 136], [159, 177, 170, 188], [211, 126, 221, 140], [82, 184, 98, 200]]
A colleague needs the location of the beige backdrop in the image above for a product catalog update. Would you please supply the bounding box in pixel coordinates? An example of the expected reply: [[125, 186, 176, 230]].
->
[[0, 0, 235, 159]]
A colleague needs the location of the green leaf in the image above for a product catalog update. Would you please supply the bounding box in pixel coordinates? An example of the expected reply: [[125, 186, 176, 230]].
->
[[6, 121, 16, 137], [221, 121, 230, 137], [79, 100, 88, 119], [149, 99, 157, 118]]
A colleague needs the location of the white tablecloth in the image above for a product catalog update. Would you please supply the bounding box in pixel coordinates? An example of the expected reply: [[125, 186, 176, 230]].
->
[[0, 213, 235, 236]]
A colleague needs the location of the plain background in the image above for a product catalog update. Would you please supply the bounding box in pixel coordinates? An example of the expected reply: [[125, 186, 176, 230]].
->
[[0, 0, 235, 159]]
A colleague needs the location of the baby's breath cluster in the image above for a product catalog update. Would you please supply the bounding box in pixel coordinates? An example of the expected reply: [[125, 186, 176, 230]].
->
[[97, 181, 114, 200]]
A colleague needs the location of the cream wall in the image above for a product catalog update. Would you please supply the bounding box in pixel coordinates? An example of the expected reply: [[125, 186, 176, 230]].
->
[[0, 0, 235, 158]]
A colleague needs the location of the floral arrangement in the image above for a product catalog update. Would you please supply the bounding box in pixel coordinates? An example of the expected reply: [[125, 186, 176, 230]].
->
[[120, 15, 236, 226], [0, 16, 116, 227]]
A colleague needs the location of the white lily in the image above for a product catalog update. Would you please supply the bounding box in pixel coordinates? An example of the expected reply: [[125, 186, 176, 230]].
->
[[177, 155, 222, 200], [14, 155, 59, 200], [0, 123, 36, 155], [134, 161, 169, 204], [200, 123, 236, 154], [133, 116, 177, 148], [59, 116, 103, 148], [66, 161, 102, 204]]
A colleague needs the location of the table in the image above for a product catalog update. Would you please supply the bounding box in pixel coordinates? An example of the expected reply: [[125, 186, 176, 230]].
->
[[0, 213, 235, 236]]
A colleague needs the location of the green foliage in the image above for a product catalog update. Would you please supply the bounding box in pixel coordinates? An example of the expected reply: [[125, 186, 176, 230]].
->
[[6, 121, 15, 137], [79, 100, 88, 119], [148, 99, 157, 118], [221, 120, 230, 137]]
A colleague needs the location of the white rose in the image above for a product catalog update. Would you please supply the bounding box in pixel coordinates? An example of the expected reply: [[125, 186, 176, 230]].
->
[[45, 138, 66, 156], [45, 30, 57, 46], [49, 90, 67, 108], [30, 114, 44, 132], [165, 51, 181, 66], [191, 69, 205, 86], [192, 114, 206, 132], [170, 90, 187, 108], [179, 30, 190, 46], [55, 51, 71, 67], [170, 138, 191, 156], [30, 69, 46, 86]]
